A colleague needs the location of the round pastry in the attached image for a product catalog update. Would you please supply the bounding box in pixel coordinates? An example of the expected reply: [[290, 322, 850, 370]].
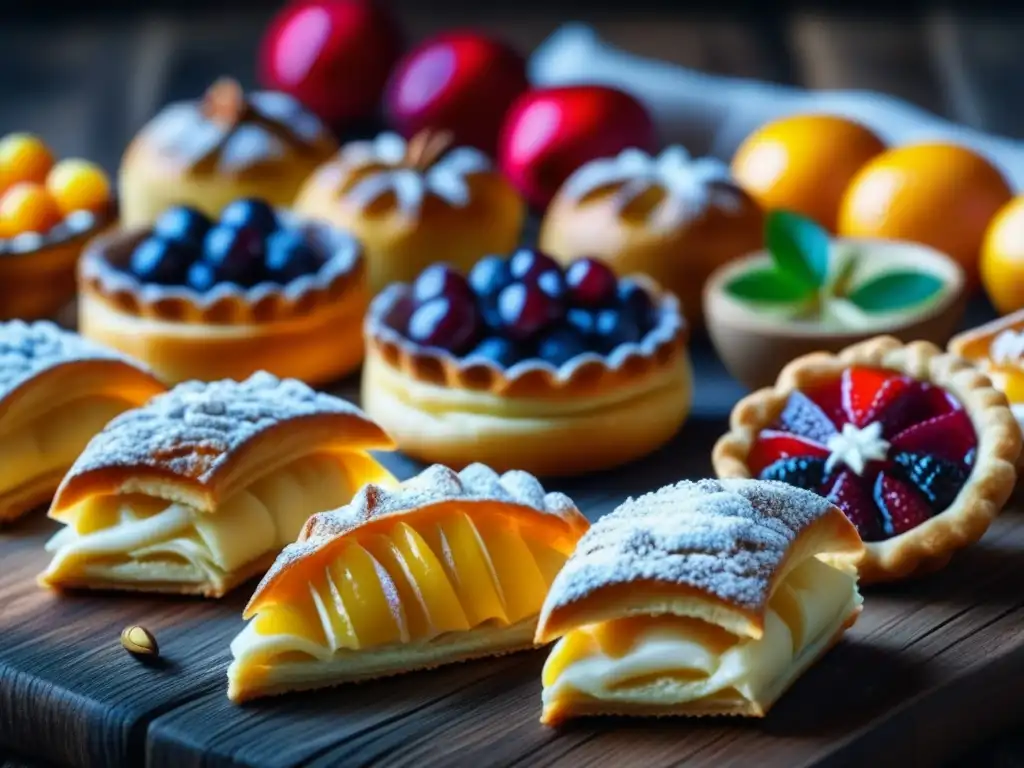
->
[[362, 251, 693, 477], [538, 146, 764, 327], [713, 336, 1020, 583], [293, 130, 525, 292], [78, 199, 368, 385], [0, 134, 114, 319], [119, 78, 338, 229]]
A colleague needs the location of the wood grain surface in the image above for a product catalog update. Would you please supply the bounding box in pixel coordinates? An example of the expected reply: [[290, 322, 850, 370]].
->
[[1, 5, 1024, 767]]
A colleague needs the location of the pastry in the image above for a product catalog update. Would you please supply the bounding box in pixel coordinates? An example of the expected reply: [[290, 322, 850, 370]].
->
[[949, 311, 1024, 437], [535, 478, 864, 725], [0, 321, 164, 523], [293, 130, 525, 292], [227, 462, 589, 702], [0, 133, 115, 319], [119, 78, 337, 229], [78, 199, 368, 385], [713, 336, 1020, 583], [40, 372, 395, 597], [362, 252, 692, 477], [538, 146, 764, 327]]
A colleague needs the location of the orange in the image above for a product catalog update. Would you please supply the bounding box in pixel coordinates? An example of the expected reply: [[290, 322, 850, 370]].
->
[[730, 114, 886, 232], [46, 158, 111, 216], [980, 195, 1024, 314], [838, 142, 1012, 290], [0, 133, 54, 192], [0, 182, 62, 236]]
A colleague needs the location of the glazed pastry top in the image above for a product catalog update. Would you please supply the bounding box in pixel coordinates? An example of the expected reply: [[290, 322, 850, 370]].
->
[[990, 329, 1024, 366]]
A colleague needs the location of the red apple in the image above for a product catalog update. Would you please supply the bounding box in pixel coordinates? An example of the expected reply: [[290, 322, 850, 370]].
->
[[258, 0, 404, 128], [383, 31, 528, 156], [498, 86, 657, 210]]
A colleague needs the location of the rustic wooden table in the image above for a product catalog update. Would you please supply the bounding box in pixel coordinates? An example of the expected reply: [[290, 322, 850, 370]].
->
[[2, 5, 1024, 767]]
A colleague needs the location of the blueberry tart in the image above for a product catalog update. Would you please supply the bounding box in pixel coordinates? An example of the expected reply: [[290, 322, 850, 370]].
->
[[713, 336, 1021, 582], [294, 130, 524, 292], [119, 78, 337, 229], [78, 199, 368, 385], [362, 251, 692, 477]]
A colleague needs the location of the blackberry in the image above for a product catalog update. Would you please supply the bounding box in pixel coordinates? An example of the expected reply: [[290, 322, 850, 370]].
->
[[759, 456, 828, 491], [891, 451, 967, 511]]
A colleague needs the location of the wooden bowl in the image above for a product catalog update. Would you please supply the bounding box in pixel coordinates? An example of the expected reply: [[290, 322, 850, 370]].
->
[[704, 238, 967, 391]]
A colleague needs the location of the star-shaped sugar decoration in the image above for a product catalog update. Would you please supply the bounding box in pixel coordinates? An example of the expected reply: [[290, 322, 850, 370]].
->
[[340, 132, 491, 217], [825, 421, 890, 476]]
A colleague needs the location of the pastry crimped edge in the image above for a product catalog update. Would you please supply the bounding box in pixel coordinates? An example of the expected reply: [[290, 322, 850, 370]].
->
[[361, 276, 692, 476], [712, 335, 1022, 584], [533, 478, 864, 724], [77, 218, 369, 385]]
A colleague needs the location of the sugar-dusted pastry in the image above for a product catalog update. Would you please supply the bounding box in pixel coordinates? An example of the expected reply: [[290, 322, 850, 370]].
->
[[228, 463, 589, 702], [119, 78, 338, 228], [362, 253, 692, 477], [714, 336, 1020, 583], [0, 321, 164, 523], [78, 200, 368, 385], [535, 478, 864, 725], [539, 146, 764, 327], [40, 372, 395, 597], [0, 133, 115, 319], [293, 130, 525, 292], [949, 310, 1024, 435]]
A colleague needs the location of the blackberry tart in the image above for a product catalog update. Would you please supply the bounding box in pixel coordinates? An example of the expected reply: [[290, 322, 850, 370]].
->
[[713, 336, 1021, 583], [362, 250, 692, 477], [78, 199, 368, 385]]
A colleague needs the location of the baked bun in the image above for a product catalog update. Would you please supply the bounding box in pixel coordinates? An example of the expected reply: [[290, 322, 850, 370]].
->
[[294, 130, 525, 292], [119, 78, 338, 228], [539, 146, 764, 327], [535, 478, 864, 725]]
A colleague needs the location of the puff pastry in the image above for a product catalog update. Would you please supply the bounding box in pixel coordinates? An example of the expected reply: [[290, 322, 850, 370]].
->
[[40, 372, 394, 597], [228, 463, 589, 702], [535, 478, 864, 725], [0, 321, 164, 523]]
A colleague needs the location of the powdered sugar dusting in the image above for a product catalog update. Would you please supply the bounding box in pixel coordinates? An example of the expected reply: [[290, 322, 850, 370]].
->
[[543, 478, 836, 617], [65, 371, 374, 484], [0, 321, 146, 403]]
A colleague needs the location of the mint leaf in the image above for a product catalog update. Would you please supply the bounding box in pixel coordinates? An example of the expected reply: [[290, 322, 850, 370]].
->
[[724, 267, 815, 304], [847, 271, 945, 313], [766, 210, 830, 289]]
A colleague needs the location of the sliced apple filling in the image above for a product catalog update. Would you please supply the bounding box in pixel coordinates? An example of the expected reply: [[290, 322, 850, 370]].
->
[[541, 557, 859, 717], [228, 463, 589, 702]]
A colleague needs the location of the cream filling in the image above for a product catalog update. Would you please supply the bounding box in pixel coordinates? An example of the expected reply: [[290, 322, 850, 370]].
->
[[542, 557, 860, 708], [0, 397, 130, 498], [42, 453, 359, 587]]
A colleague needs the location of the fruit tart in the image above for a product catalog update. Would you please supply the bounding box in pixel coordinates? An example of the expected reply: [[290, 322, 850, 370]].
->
[[713, 336, 1021, 583], [538, 146, 764, 327], [535, 478, 864, 725], [949, 310, 1024, 436], [0, 321, 164, 523], [228, 462, 588, 702], [293, 130, 525, 292], [0, 133, 115, 319], [78, 199, 368, 385], [40, 371, 395, 597], [362, 251, 692, 477], [119, 78, 338, 228]]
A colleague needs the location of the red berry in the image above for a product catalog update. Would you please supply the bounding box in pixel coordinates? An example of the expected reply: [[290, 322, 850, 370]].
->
[[747, 430, 828, 476], [890, 409, 977, 465], [566, 257, 617, 308], [874, 472, 934, 537], [826, 470, 884, 542], [413, 263, 474, 305], [468, 255, 512, 299], [509, 249, 562, 284], [407, 295, 480, 353], [497, 281, 558, 341], [802, 378, 848, 428], [841, 367, 912, 428], [774, 390, 839, 444]]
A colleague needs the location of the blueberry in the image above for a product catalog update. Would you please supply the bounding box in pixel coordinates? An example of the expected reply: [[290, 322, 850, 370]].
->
[[186, 261, 218, 293], [202, 224, 265, 286], [595, 308, 642, 353], [129, 237, 193, 285], [617, 279, 657, 333], [536, 269, 567, 303], [219, 198, 279, 237], [264, 229, 323, 283], [153, 206, 212, 248], [566, 307, 598, 337], [466, 336, 524, 368], [537, 325, 589, 367], [468, 255, 512, 299]]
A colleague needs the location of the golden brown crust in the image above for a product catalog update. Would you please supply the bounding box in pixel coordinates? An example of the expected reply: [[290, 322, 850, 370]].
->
[[713, 335, 1021, 583]]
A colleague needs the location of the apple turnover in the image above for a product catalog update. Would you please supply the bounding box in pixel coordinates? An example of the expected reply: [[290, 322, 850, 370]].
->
[[535, 478, 864, 725], [40, 371, 395, 597], [0, 321, 165, 523], [228, 463, 589, 702]]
